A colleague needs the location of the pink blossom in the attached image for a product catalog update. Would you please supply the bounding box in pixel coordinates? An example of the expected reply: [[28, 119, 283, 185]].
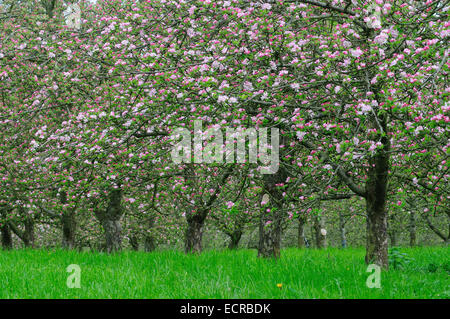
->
[[350, 48, 363, 58], [374, 32, 388, 45]]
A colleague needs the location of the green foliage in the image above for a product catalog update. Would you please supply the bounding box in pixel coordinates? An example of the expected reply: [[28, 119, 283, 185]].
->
[[388, 247, 413, 270], [443, 262, 450, 274], [427, 263, 438, 273]]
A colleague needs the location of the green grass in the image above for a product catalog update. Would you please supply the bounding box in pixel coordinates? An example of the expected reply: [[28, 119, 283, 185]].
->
[[0, 247, 448, 299]]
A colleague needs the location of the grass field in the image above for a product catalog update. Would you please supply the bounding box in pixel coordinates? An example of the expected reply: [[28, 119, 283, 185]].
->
[[0, 247, 448, 299]]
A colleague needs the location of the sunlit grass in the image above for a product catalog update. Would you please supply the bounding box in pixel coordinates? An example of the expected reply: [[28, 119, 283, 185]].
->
[[0, 247, 448, 299]]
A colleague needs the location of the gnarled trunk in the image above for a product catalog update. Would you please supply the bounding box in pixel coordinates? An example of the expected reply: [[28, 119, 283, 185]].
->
[[130, 234, 139, 251], [60, 191, 76, 249], [409, 211, 416, 246], [363, 107, 390, 269], [388, 215, 398, 247], [365, 201, 388, 268], [23, 218, 35, 248], [258, 132, 287, 259], [7, 216, 34, 248], [95, 188, 123, 253], [144, 216, 156, 252], [144, 235, 156, 252], [258, 213, 282, 258], [185, 213, 205, 254], [297, 215, 307, 248], [365, 133, 390, 269], [42, 0, 57, 18], [228, 229, 242, 250], [101, 219, 122, 253], [313, 215, 327, 249], [258, 188, 284, 258], [258, 166, 287, 258], [1, 224, 13, 249], [62, 211, 76, 249], [183, 166, 232, 254], [339, 211, 347, 248]]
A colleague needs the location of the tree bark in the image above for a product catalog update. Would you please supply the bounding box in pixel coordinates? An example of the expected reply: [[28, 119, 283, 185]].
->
[[1, 224, 13, 249], [42, 0, 57, 18], [23, 217, 35, 248], [364, 131, 390, 269], [409, 211, 416, 246], [61, 211, 76, 249], [185, 214, 204, 254], [144, 216, 156, 252], [258, 170, 287, 258], [95, 188, 123, 253], [361, 102, 390, 269], [183, 167, 232, 254], [313, 215, 327, 249], [258, 203, 282, 257], [365, 202, 388, 268], [258, 131, 288, 259], [258, 210, 282, 258], [388, 215, 398, 247], [101, 219, 122, 253], [424, 215, 449, 243], [297, 215, 307, 248], [144, 234, 156, 252], [339, 211, 347, 248], [7, 218, 34, 248], [130, 234, 139, 251], [228, 229, 242, 250], [59, 191, 77, 249]]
